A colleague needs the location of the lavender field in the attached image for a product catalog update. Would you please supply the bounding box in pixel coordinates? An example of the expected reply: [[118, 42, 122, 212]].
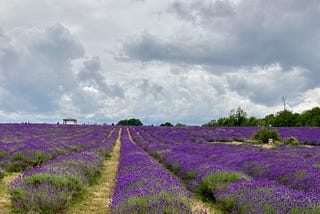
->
[[1, 124, 320, 213]]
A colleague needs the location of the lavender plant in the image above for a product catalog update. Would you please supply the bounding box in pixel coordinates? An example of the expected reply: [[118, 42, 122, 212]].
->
[[130, 126, 320, 213], [9, 127, 117, 213], [216, 178, 320, 213], [110, 129, 192, 213]]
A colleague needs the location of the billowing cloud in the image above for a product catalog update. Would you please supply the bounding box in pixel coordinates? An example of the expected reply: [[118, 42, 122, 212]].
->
[[0, 0, 319, 124], [226, 64, 311, 106], [120, 0, 320, 82], [71, 56, 125, 115], [115, 0, 320, 118], [0, 23, 84, 112], [0, 23, 123, 120]]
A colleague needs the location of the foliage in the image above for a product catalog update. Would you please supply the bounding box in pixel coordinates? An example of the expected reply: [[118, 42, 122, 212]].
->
[[203, 107, 320, 127], [0, 151, 7, 159], [0, 167, 5, 180], [117, 118, 143, 126], [297, 107, 320, 126], [6, 150, 51, 172], [252, 128, 281, 143], [196, 171, 243, 201], [10, 173, 85, 213], [113, 191, 191, 214], [273, 110, 299, 127], [160, 122, 174, 126], [229, 107, 248, 126], [283, 136, 301, 145], [175, 123, 187, 127]]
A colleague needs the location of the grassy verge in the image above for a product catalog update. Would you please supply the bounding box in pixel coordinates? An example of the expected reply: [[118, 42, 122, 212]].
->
[[191, 195, 223, 214], [64, 128, 122, 214], [0, 173, 20, 213]]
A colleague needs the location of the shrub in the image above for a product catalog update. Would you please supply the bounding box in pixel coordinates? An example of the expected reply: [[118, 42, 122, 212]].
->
[[117, 118, 143, 126], [160, 122, 174, 126], [0, 151, 7, 159], [196, 171, 243, 201], [0, 167, 5, 180], [114, 191, 191, 214], [10, 173, 85, 213], [283, 136, 300, 145], [7, 150, 51, 172], [252, 128, 280, 144]]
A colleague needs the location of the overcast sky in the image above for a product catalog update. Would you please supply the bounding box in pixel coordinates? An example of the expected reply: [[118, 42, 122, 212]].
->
[[0, 0, 319, 125]]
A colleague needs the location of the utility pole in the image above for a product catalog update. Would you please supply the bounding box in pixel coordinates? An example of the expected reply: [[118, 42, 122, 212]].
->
[[282, 96, 287, 111]]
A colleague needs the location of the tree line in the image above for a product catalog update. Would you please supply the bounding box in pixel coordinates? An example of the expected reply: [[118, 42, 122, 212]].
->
[[203, 107, 320, 127], [115, 107, 320, 127]]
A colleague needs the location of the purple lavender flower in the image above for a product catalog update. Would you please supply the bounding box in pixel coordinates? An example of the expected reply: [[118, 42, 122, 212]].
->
[[110, 129, 192, 213], [9, 125, 117, 213]]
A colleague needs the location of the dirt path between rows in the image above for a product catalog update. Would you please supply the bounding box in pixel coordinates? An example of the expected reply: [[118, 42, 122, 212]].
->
[[0, 173, 20, 213], [223, 141, 275, 148], [65, 128, 122, 214]]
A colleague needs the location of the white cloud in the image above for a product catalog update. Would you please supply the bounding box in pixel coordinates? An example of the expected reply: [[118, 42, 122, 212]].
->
[[0, 0, 319, 124], [226, 64, 311, 106], [293, 88, 320, 113], [0, 23, 84, 112]]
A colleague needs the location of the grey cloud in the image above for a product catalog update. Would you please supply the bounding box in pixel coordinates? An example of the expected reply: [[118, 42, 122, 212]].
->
[[168, 2, 195, 22], [226, 65, 310, 106], [121, 32, 226, 65], [137, 79, 164, 99], [169, 0, 234, 22], [70, 87, 102, 114], [1, 0, 319, 124], [78, 57, 102, 81], [32, 23, 84, 62], [78, 57, 125, 98], [0, 23, 84, 113], [120, 0, 320, 86], [0, 39, 18, 74]]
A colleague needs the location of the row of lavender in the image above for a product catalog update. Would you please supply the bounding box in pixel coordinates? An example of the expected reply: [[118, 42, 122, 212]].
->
[[110, 129, 193, 213], [138, 126, 320, 193], [0, 124, 118, 213], [131, 126, 320, 213], [0, 124, 113, 173], [145, 126, 320, 145]]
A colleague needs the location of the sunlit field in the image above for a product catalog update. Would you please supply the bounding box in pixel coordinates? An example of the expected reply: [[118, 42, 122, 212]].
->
[[1, 124, 320, 213]]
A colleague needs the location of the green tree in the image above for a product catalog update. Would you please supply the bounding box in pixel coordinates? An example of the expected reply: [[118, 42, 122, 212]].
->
[[262, 114, 276, 127], [253, 128, 281, 143], [247, 116, 259, 126], [203, 107, 320, 127], [274, 110, 298, 127], [217, 117, 234, 126], [299, 107, 320, 126], [229, 107, 248, 126], [117, 118, 143, 126], [175, 123, 187, 127], [202, 119, 218, 126], [160, 122, 174, 126]]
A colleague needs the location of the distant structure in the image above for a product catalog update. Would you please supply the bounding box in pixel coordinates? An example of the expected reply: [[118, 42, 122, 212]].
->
[[282, 96, 287, 110], [63, 118, 77, 124]]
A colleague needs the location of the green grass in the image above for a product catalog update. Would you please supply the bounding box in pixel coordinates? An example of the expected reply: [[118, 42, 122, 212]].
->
[[0, 173, 21, 213], [196, 171, 243, 202], [0, 151, 7, 159], [6, 150, 51, 172], [314, 164, 320, 169], [9, 173, 86, 213], [113, 190, 192, 214]]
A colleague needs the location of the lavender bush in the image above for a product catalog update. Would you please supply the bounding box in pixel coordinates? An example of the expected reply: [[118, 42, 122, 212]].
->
[[0, 124, 113, 172], [110, 129, 192, 213], [216, 178, 320, 213], [9, 127, 118, 213], [130, 126, 320, 213]]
